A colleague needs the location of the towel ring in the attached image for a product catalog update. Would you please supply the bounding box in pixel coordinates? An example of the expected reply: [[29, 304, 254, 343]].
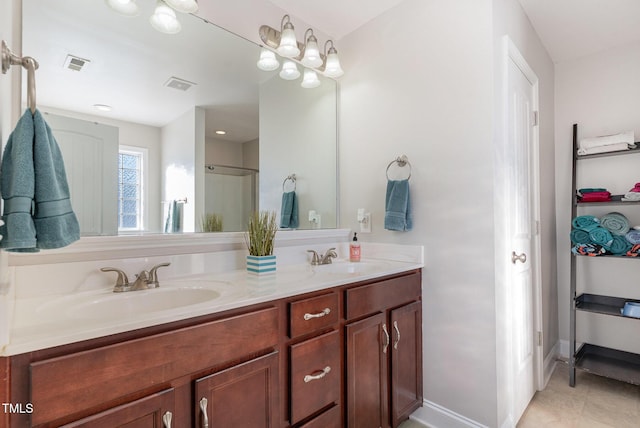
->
[[386, 155, 412, 180], [2, 40, 39, 114], [283, 174, 296, 192]]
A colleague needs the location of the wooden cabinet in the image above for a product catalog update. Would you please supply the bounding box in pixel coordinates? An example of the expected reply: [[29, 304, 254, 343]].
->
[[3, 269, 422, 428], [345, 271, 423, 428], [195, 352, 279, 428]]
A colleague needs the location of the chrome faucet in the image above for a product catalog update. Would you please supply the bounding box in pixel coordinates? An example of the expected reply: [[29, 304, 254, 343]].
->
[[100, 262, 171, 293], [307, 248, 338, 265]]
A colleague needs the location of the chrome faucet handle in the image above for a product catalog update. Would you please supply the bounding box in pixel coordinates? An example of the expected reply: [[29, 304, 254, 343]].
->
[[307, 250, 320, 265], [148, 262, 171, 287], [100, 267, 130, 292], [320, 248, 338, 264]]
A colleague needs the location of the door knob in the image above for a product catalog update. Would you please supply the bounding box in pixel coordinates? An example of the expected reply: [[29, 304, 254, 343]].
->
[[511, 251, 527, 264]]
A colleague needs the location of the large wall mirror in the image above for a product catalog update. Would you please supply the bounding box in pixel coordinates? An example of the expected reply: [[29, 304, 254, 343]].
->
[[22, 0, 337, 236]]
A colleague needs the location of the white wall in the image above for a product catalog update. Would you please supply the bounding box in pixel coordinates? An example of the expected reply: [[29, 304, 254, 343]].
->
[[339, 0, 497, 425], [555, 41, 640, 356]]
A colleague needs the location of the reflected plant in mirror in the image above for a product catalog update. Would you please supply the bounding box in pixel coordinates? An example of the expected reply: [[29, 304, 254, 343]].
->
[[22, 0, 337, 236]]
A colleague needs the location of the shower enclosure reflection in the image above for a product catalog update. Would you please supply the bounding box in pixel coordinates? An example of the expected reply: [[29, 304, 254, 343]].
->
[[204, 165, 258, 232]]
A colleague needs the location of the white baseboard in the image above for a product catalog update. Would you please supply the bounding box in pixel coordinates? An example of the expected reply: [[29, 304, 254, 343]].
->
[[410, 399, 488, 428], [542, 340, 560, 388], [559, 339, 582, 360]]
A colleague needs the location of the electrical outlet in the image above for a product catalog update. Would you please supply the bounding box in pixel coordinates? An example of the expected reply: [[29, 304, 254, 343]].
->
[[359, 212, 371, 233]]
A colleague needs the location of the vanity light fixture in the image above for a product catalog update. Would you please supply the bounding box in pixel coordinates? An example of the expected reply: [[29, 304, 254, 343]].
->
[[301, 29, 323, 68], [105, 0, 140, 16], [276, 15, 300, 58], [150, 0, 182, 34], [256, 48, 280, 71], [300, 68, 320, 88], [279, 60, 300, 80], [163, 0, 198, 13], [257, 15, 345, 84]]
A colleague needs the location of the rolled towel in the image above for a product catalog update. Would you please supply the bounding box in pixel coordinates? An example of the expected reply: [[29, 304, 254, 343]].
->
[[570, 229, 591, 245], [572, 215, 600, 232], [600, 212, 630, 235], [622, 192, 640, 201], [606, 235, 632, 255], [625, 230, 640, 244], [626, 244, 640, 257], [589, 227, 613, 247], [572, 243, 605, 256]]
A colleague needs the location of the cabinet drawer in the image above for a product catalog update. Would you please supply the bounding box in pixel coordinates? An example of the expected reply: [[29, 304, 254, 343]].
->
[[345, 271, 421, 320], [30, 307, 278, 426], [298, 405, 341, 428], [289, 292, 339, 338], [290, 330, 340, 424]]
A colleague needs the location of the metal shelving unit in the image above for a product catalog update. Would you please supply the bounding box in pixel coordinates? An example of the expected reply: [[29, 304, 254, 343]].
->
[[570, 123, 640, 386]]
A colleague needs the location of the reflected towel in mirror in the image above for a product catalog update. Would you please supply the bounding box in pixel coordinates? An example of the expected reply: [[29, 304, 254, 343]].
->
[[280, 191, 298, 229]]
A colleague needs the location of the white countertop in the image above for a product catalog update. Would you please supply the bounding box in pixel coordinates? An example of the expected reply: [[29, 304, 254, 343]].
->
[[4, 257, 423, 356]]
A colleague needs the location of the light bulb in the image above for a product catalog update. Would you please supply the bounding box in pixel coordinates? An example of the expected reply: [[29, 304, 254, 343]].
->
[[256, 48, 280, 71], [164, 0, 198, 13], [277, 21, 300, 58], [323, 47, 344, 78], [279, 61, 300, 80], [301, 34, 323, 68], [150, 0, 182, 34], [105, 0, 139, 16], [301, 69, 321, 88]]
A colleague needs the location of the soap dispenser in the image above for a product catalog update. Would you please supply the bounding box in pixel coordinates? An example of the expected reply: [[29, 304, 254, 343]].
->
[[350, 232, 361, 262]]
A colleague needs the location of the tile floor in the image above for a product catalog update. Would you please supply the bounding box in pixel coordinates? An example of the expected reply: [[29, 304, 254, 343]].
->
[[399, 360, 640, 428]]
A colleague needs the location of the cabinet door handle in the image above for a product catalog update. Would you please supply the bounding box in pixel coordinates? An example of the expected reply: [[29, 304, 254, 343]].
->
[[382, 323, 390, 354], [199, 397, 209, 428], [304, 366, 331, 383], [304, 307, 331, 320], [393, 320, 400, 350], [163, 411, 173, 428]]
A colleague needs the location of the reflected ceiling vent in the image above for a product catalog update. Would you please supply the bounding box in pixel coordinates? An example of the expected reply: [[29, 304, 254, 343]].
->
[[164, 76, 197, 91], [63, 54, 90, 72]]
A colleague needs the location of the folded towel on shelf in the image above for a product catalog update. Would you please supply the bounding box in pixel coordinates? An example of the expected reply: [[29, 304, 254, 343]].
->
[[600, 212, 630, 235], [579, 191, 611, 202], [570, 229, 591, 245], [571, 215, 600, 232], [572, 243, 605, 256], [0, 110, 80, 251], [577, 142, 630, 156], [626, 244, 640, 257], [625, 230, 640, 244], [589, 227, 613, 247], [622, 192, 640, 201], [279, 191, 299, 229], [578, 188, 607, 194], [577, 131, 635, 155], [605, 235, 633, 255], [384, 179, 412, 231]]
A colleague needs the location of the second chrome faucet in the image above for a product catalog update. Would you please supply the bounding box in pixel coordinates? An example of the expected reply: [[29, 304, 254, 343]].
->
[[307, 248, 338, 265], [101, 262, 171, 293]]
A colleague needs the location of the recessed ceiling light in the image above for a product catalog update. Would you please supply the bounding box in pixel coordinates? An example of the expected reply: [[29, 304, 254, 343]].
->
[[93, 104, 113, 112], [215, 130, 227, 135]]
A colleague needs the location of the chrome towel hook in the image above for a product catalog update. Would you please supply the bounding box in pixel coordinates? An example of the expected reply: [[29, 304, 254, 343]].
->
[[2, 40, 39, 114], [386, 155, 412, 180]]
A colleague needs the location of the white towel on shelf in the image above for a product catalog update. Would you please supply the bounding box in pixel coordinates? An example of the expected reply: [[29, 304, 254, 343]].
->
[[578, 130, 635, 155], [622, 192, 640, 201], [577, 142, 630, 156]]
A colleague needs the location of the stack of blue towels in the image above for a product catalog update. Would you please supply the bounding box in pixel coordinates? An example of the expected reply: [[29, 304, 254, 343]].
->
[[571, 212, 640, 256]]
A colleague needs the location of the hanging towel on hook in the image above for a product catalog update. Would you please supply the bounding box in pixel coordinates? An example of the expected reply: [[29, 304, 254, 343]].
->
[[0, 109, 80, 251], [385, 179, 412, 231], [280, 191, 299, 229]]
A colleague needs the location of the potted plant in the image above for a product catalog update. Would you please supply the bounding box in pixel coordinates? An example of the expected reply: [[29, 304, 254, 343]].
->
[[245, 211, 278, 275], [200, 213, 223, 232]]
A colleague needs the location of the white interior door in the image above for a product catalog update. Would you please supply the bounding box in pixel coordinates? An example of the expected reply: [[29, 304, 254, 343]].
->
[[507, 56, 536, 423]]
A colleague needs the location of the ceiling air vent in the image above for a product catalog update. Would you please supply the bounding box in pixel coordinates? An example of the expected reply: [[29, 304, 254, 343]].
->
[[164, 76, 197, 91], [63, 54, 90, 72]]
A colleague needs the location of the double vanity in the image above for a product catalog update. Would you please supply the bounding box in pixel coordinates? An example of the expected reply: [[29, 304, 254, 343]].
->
[[0, 237, 423, 428]]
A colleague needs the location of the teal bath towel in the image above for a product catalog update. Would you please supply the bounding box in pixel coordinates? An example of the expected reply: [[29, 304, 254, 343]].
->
[[606, 235, 632, 255], [279, 191, 298, 229], [385, 179, 412, 231], [570, 229, 591, 245], [588, 227, 613, 248], [0, 110, 80, 251], [600, 212, 630, 236], [571, 215, 600, 232]]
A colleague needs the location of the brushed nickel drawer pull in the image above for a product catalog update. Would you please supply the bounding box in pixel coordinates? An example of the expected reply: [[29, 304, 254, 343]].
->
[[304, 366, 331, 383], [163, 411, 173, 428], [382, 323, 390, 354], [393, 320, 400, 350], [303, 307, 331, 320], [200, 397, 209, 428]]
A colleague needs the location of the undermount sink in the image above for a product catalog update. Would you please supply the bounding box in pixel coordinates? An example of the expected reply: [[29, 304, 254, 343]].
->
[[314, 261, 381, 275], [40, 287, 222, 320]]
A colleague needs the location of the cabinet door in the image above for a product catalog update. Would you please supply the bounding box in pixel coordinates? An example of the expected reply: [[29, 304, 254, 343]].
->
[[345, 312, 389, 428], [390, 301, 423, 428], [195, 352, 279, 428], [61, 388, 175, 428]]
